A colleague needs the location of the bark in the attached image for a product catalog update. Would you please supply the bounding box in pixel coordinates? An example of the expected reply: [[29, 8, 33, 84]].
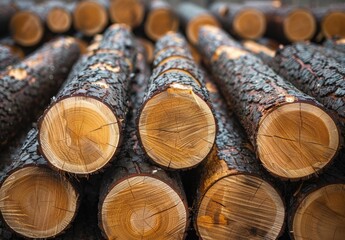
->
[[0, 36, 80, 148], [0, 3, 16, 36], [0, 44, 20, 71], [324, 38, 345, 54]]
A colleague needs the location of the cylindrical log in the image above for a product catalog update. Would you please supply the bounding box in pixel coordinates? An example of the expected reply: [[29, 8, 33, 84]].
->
[[73, 0, 108, 36], [0, 3, 16, 36], [176, 2, 220, 45], [210, 2, 266, 40], [99, 42, 188, 239], [38, 24, 136, 175], [144, 0, 179, 41], [0, 129, 80, 239], [109, 0, 145, 29], [0, 36, 25, 59], [137, 37, 154, 63], [0, 36, 80, 148], [0, 44, 20, 71], [138, 33, 216, 170], [46, 0, 74, 34], [198, 26, 340, 180], [272, 42, 345, 137], [194, 77, 285, 240], [242, 40, 275, 65], [315, 7, 345, 40], [324, 38, 345, 53]]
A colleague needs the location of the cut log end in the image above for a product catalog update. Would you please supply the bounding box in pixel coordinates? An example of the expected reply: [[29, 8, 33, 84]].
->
[[139, 85, 216, 170], [109, 0, 144, 28], [47, 7, 72, 33], [322, 12, 345, 38], [283, 9, 316, 42], [137, 38, 154, 63], [10, 11, 43, 46], [73, 1, 107, 36], [233, 9, 266, 39], [187, 15, 219, 45], [257, 102, 339, 179], [196, 174, 285, 240], [100, 175, 187, 239], [39, 96, 120, 174], [145, 9, 179, 41], [0, 166, 78, 238], [292, 184, 345, 240]]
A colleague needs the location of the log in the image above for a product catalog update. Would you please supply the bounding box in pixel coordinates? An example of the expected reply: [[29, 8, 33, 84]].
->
[[242, 40, 275, 65], [194, 77, 285, 240], [99, 41, 188, 239], [46, 0, 74, 34], [0, 129, 80, 238], [38, 24, 136, 175], [272, 42, 345, 137], [109, 0, 145, 28], [144, 0, 179, 41], [288, 159, 345, 240], [198, 26, 340, 180], [0, 44, 20, 71], [324, 38, 345, 53], [315, 7, 345, 40], [137, 37, 154, 63], [176, 2, 220, 45], [0, 3, 16, 36], [210, 2, 266, 40], [0, 36, 25, 59], [73, 0, 108, 36], [0, 36, 80, 148], [138, 33, 216, 170]]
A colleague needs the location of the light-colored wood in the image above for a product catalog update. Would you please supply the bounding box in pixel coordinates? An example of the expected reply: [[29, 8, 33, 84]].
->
[[197, 174, 285, 240], [283, 9, 316, 42], [322, 11, 345, 38], [189, 44, 201, 64], [139, 84, 216, 169], [10, 11, 43, 46], [73, 1, 107, 36], [243, 40, 276, 57], [137, 37, 154, 63], [293, 184, 345, 240], [257, 102, 339, 179], [187, 15, 220, 45], [101, 175, 187, 239], [233, 9, 266, 39], [145, 8, 179, 41], [39, 96, 120, 174], [0, 166, 78, 238], [109, 0, 144, 28], [47, 7, 72, 33]]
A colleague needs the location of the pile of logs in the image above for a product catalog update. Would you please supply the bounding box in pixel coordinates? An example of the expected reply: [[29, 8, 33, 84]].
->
[[0, 1, 345, 240]]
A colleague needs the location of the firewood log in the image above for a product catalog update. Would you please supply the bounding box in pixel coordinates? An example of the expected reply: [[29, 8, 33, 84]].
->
[[324, 38, 345, 53], [109, 0, 145, 29], [314, 7, 345, 40], [46, 0, 74, 34]]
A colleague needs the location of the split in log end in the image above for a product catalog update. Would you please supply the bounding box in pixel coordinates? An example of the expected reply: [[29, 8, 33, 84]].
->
[[109, 0, 144, 28], [139, 84, 216, 169], [0, 166, 78, 238], [10, 11, 43, 46], [292, 184, 345, 240], [145, 9, 179, 41], [257, 102, 339, 179], [283, 9, 316, 42], [233, 9, 266, 39], [47, 7, 72, 33], [187, 15, 219, 45], [39, 96, 120, 174], [73, 1, 107, 36], [322, 11, 345, 38], [101, 175, 187, 239], [196, 174, 285, 240]]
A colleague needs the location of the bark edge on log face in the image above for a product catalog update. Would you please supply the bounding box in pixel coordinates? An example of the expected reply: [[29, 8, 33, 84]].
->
[[109, 0, 144, 28], [322, 11, 345, 39], [47, 6, 72, 33]]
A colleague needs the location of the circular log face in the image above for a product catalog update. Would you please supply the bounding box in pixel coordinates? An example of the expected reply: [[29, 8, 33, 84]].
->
[[101, 175, 187, 239], [145, 9, 179, 41], [39, 96, 120, 174], [283, 9, 316, 42], [47, 8, 71, 33], [109, 0, 144, 28], [322, 12, 345, 38], [233, 9, 266, 40], [293, 184, 345, 240], [0, 166, 78, 238], [10, 11, 43, 46], [187, 15, 219, 45], [257, 102, 339, 179], [139, 86, 216, 169], [196, 174, 285, 240]]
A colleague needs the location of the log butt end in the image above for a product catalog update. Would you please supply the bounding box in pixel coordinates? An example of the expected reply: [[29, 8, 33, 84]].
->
[[322, 11, 345, 39], [139, 85, 216, 170], [0, 166, 78, 238], [145, 9, 179, 41], [257, 102, 339, 180], [196, 174, 285, 240], [109, 0, 144, 28], [292, 184, 345, 240], [100, 175, 188, 239], [39, 96, 120, 174], [283, 9, 316, 42], [187, 15, 219, 45], [233, 9, 266, 40], [47, 7, 72, 33]]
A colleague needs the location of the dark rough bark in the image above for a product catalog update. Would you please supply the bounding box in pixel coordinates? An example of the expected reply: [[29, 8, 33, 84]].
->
[[0, 44, 20, 71], [177, 2, 213, 28], [242, 40, 276, 66], [0, 3, 16, 36], [153, 45, 193, 67], [323, 38, 345, 53], [154, 32, 190, 55], [272, 42, 345, 136], [0, 36, 80, 148], [303, 43, 345, 66]]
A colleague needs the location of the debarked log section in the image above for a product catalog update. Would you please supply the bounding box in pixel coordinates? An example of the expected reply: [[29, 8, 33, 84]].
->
[[0, 129, 80, 239], [138, 33, 216, 170], [38, 24, 137, 175], [194, 78, 285, 240], [99, 41, 188, 239], [198, 26, 340, 180], [0, 37, 80, 148]]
